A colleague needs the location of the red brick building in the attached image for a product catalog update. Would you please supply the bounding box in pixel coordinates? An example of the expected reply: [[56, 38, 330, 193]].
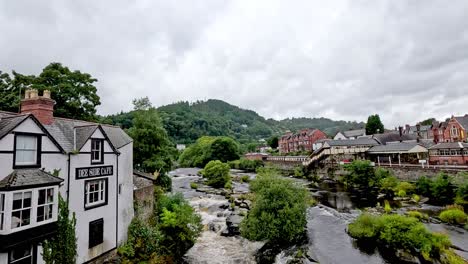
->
[[428, 142, 468, 165], [432, 115, 468, 143], [278, 128, 327, 153]]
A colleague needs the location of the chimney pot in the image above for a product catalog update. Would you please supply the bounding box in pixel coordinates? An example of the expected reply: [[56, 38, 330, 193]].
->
[[20, 89, 55, 125]]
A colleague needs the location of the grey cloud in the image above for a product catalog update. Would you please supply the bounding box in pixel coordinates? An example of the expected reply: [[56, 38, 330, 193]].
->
[[0, 0, 467, 128]]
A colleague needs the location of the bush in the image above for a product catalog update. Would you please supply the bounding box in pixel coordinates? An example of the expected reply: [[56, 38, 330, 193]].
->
[[240, 175, 250, 183], [201, 160, 231, 188], [455, 183, 468, 207], [179, 136, 240, 167], [431, 174, 456, 205], [406, 211, 428, 221], [397, 190, 407, 197], [155, 193, 203, 258], [343, 160, 380, 189], [396, 181, 415, 195], [293, 166, 305, 178], [384, 200, 392, 213], [118, 218, 162, 262], [379, 175, 399, 196], [348, 213, 454, 261], [416, 176, 433, 197], [439, 208, 467, 225], [412, 194, 421, 203], [155, 173, 172, 192], [241, 171, 308, 243], [229, 158, 264, 172], [190, 182, 198, 189]]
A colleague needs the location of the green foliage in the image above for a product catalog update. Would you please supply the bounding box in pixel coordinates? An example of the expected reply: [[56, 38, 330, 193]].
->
[[365, 114, 384, 135], [190, 182, 198, 189], [179, 136, 240, 167], [397, 189, 407, 197], [201, 160, 231, 188], [343, 160, 381, 189], [415, 175, 457, 205], [42, 195, 77, 264], [406, 211, 428, 221], [455, 183, 468, 208], [118, 218, 162, 262], [420, 118, 436, 126], [293, 166, 305, 178], [379, 173, 398, 196], [384, 200, 392, 213], [228, 158, 264, 172], [1, 63, 101, 121], [155, 193, 203, 258], [240, 175, 250, 183], [348, 213, 454, 261], [396, 182, 415, 195], [241, 171, 308, 243], [267, 136, 279, 149], [155, 173, 172, 192], [128, 107, 176, 175], [412, 194, 421, 203], [439, 208, 467, 225]]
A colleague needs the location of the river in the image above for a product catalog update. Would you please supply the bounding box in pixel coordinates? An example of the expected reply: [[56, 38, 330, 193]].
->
[[169, 168, 468, 264]]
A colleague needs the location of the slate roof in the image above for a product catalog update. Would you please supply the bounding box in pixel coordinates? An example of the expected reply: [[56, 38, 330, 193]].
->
[[406, 125, 431, 133], [325, 138, 379, 147], [428, 142, 468, 150], [372, 132, 417, 145], [367, 142, 427, 153], [455, 115, 468, 130], [0, 169, 63, 190], [342, 129, 366, 138], [133, 170, 156, 189], [0, 114, 29, 140]]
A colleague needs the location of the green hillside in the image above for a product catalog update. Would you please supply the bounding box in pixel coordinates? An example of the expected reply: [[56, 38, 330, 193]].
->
[[101, 99, 365, 144]]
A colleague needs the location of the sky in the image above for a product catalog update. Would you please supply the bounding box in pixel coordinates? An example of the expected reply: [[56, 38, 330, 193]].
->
[[1, 0, 467, 127]]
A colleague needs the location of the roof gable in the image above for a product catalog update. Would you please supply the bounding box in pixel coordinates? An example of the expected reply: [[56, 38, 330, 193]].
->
[[0, 169, 63, 191]]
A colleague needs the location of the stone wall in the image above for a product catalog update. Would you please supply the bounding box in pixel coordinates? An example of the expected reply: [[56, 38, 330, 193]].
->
[[134, 185, 154, 221]]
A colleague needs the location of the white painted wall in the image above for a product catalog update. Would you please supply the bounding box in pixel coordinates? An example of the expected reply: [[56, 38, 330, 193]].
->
[[117, 143, 134, 244], [333, 132, 347, 140]]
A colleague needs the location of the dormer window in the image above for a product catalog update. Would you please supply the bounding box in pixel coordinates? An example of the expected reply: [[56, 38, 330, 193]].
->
[[91, 139, 104, 164], [14, 134, 41, 168]]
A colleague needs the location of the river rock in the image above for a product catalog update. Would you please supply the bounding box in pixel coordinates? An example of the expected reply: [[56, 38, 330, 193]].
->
[[226, 214, 244, 236]]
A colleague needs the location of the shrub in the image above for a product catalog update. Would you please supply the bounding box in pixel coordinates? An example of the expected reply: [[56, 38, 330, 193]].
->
[[407, 211, 428, 221], [241, 171, 308, 243], [240, 175, 250, 183], [396, 181, 415, 195], [224, 181, 232, 190], [179, 136, 240, 167], [431, 174, 456, 205], [229, 158, 263, 172], [155, 193, 203, 258], [384, 200, 392, 213], [416, 176, 433, 197], [379, 175, 398, 196], [190, 182, 198, 189], [343, 160, 380, 189], [201, 160, 231, 188], [348, 213, 454, 261], [412, 194, 421, 203], [118, 218, 162, 262], [439, 208, 467, 225], [293, 166, 305, 178], [397, 190, 407, 197], [455, 183, 468, 207]]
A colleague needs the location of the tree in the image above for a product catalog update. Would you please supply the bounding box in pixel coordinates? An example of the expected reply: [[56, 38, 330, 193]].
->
[[420, 118, 436, 126], [0, 63, 100, 121], [42, 195, 77, 264], [201, 160, 231, 188], [267, 136, 279, 149], [365, 114, 384, 135], [208, 137, 240, 162], [132, 97, 152, 111], [179, 136, 240, 167], [241, 169, 308, 243], [343, 160, 381, 190], [128, 107, 176, 175], [155, 192, 203, 259]]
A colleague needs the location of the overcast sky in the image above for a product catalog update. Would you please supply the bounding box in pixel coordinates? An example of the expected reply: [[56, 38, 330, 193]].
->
[[1, 1, 467, 127]]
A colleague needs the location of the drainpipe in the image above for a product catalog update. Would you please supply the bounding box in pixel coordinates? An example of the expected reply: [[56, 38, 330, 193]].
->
[[67, 153, 71, 204], [116, 154, 119, 248]]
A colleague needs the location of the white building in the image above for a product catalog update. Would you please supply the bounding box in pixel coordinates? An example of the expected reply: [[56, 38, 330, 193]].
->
[[0, 90, 134, 264], [333, 129, 367, 140]]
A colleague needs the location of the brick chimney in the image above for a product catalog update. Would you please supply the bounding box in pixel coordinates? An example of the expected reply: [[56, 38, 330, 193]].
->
[[20, 89, 55, 125]]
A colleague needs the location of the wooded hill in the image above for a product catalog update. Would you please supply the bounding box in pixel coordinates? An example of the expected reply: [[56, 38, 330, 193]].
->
[[101, 99, 365, 144]]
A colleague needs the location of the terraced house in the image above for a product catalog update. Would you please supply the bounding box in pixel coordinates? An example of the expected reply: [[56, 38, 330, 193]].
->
[[278, 128, 327, 153], [0, 90, 133, 264]]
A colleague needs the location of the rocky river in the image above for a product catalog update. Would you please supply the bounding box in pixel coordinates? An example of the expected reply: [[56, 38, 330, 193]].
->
[[169, 168, 468, 264]]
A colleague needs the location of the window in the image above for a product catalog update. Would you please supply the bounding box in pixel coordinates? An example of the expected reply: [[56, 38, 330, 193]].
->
[[11, 191, 32, 229], [15, 134, 40, 167], [37, 188, 54, 222], [451, 126, 458, 137], [9, 244, 33, 264], [89, 218, 104, 248], [0, 193, 4, 230], [91, 139, 103, 164], [85, 179, 107, 209]]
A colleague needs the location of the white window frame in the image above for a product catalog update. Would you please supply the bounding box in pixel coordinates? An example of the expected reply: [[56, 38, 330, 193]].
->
[[91, 139, 103, 163], [11, 191, 32, 229], [37, 188, 54, 222], [85, 179, 107, 209], [15, 135, 38, 166]]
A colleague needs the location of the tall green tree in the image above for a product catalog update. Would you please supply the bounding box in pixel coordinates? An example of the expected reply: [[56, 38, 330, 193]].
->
[[365, 114, 384, 135], [42, 195, 77, 264], [0, 63, 101, 121], [420, 118, 436, 126], [267, 136, 279, 149], [128, 104, 176, 175]]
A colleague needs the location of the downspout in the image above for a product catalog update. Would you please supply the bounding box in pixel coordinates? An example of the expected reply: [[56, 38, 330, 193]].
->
[[116, 153, 119, 247], [67, 153, 71, 204]]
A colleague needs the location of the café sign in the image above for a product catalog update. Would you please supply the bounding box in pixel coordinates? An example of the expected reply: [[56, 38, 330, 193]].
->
[[76, 165, 113, 179]]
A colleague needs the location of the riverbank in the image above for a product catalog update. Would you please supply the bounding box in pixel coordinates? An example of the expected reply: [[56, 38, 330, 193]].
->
[[169, 168, 468, 263]]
